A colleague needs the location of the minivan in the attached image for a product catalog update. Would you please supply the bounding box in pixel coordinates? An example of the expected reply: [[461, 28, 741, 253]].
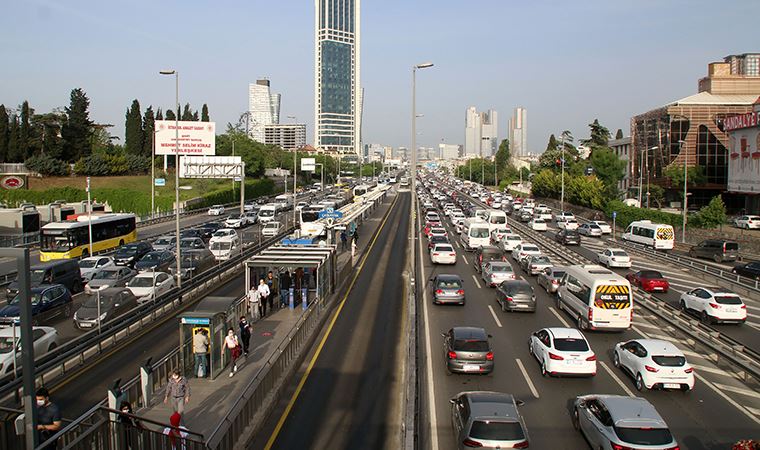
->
[[6, 260, 83, 299], [688, 239, 739, 263]]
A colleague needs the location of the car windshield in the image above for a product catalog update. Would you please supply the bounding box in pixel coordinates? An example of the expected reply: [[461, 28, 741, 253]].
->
[[652, 355, 686, 367], [595, 222, 608, 226], [523, 245, 539, 252], [0, 336, 18, 353], [506, 236, 521, 241], [79, 259, 98, 268], [180, 240, 200, 248], [437, 279, 462, 289], [471, 228, 490, 238], [435, 245, 453, 252], [469, 420, 524, 441], [155, 238, 173, 245], [93, 270, 120, 280], [453, 339, 489, 352], [30, 269, 47, 284], [533, 219, 544, 223], [116, 247, 138, 256], [82, 294, 117, 309], [509, 284, 533, 296], [613, 427, 673, 446], [612, 251, 628, 257], [714, 295, 742, 305], [259, 209, 274, 217], [553, 338, 589, 352], [10, 293, 42, 306], [639, 271, 663, 279], [210, 241, 233, 251], [141, 253, 161, 262], [129, 277, 158, 288], [491, 216, 506, 224], [532, 257, 550, 264]]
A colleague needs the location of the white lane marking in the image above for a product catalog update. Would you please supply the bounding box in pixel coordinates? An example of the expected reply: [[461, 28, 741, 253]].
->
[[419, 210, 440, 450], [548, 306, 571, 327], [696, 374, 760, 425], [487, 305, 503, 328], [748, 406, 760, 417], [462, 255, 469, 265], [472, 275, 482, 289], [631, 325, 651, 339], [515, 358, 540, 399], [689, 363, 728, 376], [712, 382, 760, 400], [599, 360, 635, 397]]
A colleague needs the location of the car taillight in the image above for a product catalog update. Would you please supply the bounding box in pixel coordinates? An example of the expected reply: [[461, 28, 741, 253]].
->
[[505, 296, 513, 302], [457, 289, 465, 295], [448, 351, 458, 360], [645, 365, 659, 373], [741, 304, 747, 309], [485, 351, 494, 361], [435, 289, 443, 294], [611, 444, 635, 450], [432, 253, 439, 256], [684, 367, 693, 373], [462, 438, 482, 447], [551, 279, 559, 285], [587, 307, 593, 322], [586, 354, 597, 361], [513, 441, 529, 449], [449, 253, 455, 256], [708, 302, 719, 309], [549, 352, 564, 360]]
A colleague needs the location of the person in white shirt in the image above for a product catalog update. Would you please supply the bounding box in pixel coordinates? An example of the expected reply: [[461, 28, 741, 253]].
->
[[256, 279, 270, 318], [224, 328, 241, 377]]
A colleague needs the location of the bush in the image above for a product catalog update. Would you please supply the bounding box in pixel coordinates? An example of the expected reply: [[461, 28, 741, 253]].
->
[[604, 200, 684, 229], [691, 195, 727, 229], [186, 178, 276, 210], [25, 155, 70, 176], [74, 154, 151, 176], [567, 175, 604, 210]]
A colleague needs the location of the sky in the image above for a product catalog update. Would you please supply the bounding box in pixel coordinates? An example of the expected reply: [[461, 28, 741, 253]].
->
[[1, 0, 759, 154]]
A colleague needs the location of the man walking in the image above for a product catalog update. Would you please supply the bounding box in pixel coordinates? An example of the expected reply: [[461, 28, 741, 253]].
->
[[266, 271, 276, 313], [239, 316, 251, 356], [164, 369, 190, 415], [257, 278, 270, 317], [340, 230, 347, 250], [279, 270, 291, 307], [193, 329, 209, 378]]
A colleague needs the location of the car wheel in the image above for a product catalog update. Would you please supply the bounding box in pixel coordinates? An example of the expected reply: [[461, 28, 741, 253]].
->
[[689, 250, 696, 258], [635, 373, 645, 391], [613, 351, 620, 368], [572, 408, 580, 431], [701, 311, 712, 325], [541, 360, 548, 377], [680, 299, 687, 312], [578, 315, 588, 331], [713, 254, 722, 263]]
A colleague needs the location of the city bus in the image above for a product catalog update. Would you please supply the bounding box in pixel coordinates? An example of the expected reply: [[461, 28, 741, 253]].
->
[[39, 213, 137, 261], [300, 205, 326, 237], [622, 220, 675, 250], [557, 265, 633, 331]]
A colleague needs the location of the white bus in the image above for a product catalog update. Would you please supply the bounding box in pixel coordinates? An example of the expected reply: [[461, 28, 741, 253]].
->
[[462, 218, 491, 251], [300, 205, 326, 237], [557, 265, 633, 331], [622, 220, 675, 250]]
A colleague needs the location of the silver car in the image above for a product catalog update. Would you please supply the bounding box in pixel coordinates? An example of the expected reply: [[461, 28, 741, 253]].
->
[[443, 327, 494, 375], [578, 223, 603, 237], [520, 255, 552, 276], [573, 395, 678, 450], [537, 266, 567, 294], [86, 266, 137, 291], [481, 261, 516, 287], [451, 391, 529, 449], [431, 274, 465, 305]]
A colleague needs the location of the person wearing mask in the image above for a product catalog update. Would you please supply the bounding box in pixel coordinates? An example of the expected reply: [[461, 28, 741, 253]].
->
[[162, 412, 189, 450], [239, 316, 251, 356], [279, 270, 291, 308], [118, 401, 143, 449], [192, 328, 209, 378], [225, 328, 241, 377], [164, 369, 190, 414], [256, 279, 270, 318], [266, 271, 276, 313], [35, 387, 61, 448]]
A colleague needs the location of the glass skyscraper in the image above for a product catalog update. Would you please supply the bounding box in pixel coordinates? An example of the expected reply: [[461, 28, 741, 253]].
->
[[315, 0, 361, 155]]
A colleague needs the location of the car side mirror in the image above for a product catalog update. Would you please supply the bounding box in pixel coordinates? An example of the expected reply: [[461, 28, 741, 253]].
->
[[515, 399, 525, 407], [577, 400, 586, 408], [440, 333, 446, 338], [449, 399, 456, 405]]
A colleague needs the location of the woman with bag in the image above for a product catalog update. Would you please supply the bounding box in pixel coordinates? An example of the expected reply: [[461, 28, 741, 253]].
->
[[225, 328, 241, 377]]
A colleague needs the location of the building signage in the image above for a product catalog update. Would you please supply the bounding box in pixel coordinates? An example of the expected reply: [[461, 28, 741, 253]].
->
[[155, 120, 216, 156], [154, 178, 166, 187], [724, 111, 759, 132], [181, 317, 210, 325], [727, 125, 760, 193], [0, 175, 25, 190], [301, 158, 316, 172]]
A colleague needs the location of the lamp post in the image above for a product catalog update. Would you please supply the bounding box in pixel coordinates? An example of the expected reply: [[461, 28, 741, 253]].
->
[[287, 115, 298, 194], [638, 146, 657, 208], [86, 177, 93, 256], [412, 62, 434, 290], [151, 130, 157, 219], [559, 135, 565, 213], [679, 140, 688, 243], [159, 69, 182, 288]]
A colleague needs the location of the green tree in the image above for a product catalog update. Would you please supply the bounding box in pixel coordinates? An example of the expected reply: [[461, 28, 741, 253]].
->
[[32, 111, 66, 159], [19, 101, 32, 159], [156, 108, 164, 121], [615, 128, 624, 140], [7, 115, 21, 162], [531, 169, 561, 199], [124, 99, 144, 155], [581, 119, 611, 148], [0, 105, 8, 162], [647, 184, 665, 209], [192, 110, 199, 121], [61, 88, 93, 162], [546, 134, 558, 152], [201, 104, 210, 122], [693, 195, 727, 228], [142, 106, 155, 156], [181, 103, 193, 121], [165, 109, 176, 121], [495, 139, 511, 179], [567, 175, 605, 209], [589, 147, 626, 199], [90, 126, 116, 155], [664, 164, 706, 192]]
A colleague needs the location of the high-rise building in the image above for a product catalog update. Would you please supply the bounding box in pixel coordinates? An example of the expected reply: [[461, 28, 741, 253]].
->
[[508, 107, 527, 157], [263, 124, 307, 150], [464, 107, 498, 157], [248, 79, 281, 142], [315, 0, 361, 156], [724, 53, 760, 77], [439, 143, 462, 160]]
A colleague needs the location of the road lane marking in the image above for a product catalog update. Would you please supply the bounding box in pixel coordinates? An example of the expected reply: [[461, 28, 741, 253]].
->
[[462, 255, 469, 265], [689, 363, 727, 376], [471, 275, 482, 289], [487, 305, 503, 328], [713, 382, 760, 400], [599, 360, 635, 397], [515, 358, 540, 398], [548, 306, 571, 327], [696, 374, 760, 425]]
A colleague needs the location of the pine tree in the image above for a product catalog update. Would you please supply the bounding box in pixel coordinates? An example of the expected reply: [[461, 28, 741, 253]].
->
[[181, 103, 193, 121], [124, 99, 144, 155], [165, 109, 176, 121], [19, 101, 32, 159], [156, 108, 163, 121], [8, 116, 21, 162], [546, 134, 558, 152], [61, 88, 93, 162], [0, 105, 8, 163], [581, 119, 611, 148], [142, 106, 155, 157], [615, 128, 624, 140], [192, 110, 199, 121], [201, 104, 209, 122]]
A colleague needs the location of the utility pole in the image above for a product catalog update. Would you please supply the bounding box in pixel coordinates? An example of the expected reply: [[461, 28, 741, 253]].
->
[[681, 140, 688, 243], [560, 135, 565, 213]]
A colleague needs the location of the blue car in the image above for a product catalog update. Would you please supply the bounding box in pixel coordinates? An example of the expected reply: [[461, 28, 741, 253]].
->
[[0, 284, 73, 327]]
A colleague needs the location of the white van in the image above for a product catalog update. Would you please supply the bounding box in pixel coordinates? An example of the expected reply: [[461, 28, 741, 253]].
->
[[557, 265, 633, 331], [209, 237, 241, 261], [484, 210, 508, 231], [258, 203, 281, 224], [274, 194, 293, 210], [462, 218, 491, 251], [622, 220, 675, 250]]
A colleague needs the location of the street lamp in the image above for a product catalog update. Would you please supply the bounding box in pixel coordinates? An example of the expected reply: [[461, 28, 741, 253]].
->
[[159, 69, 182, 289], [638, 146, 657, 208], [679, 139, 688, 243], [412, 62, 434, 292]]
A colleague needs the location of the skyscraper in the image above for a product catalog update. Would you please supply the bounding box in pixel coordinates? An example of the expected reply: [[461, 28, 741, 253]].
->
[[464, 107, 498, 157], [315, 0, 361, 156], [509, 107, 528, 157], [248, 79, 281, 143]]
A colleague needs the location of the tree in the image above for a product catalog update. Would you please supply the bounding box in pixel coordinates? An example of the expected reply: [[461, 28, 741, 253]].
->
[[61, 88, 93, 162], [581, 119, 611, 148], [7, 115, 21, 162], [589, 147, 626, 199], [192, 110, 199, 121], [181, 103, 193, 121], [156, 108, 164, 121], [495, 139, 511, 180], [615, 128, 624, 140], [165, 109, 176, 121], [530, 169, 561, 199], [693, 195, 727, 228], [33, 111, 66, 159], [0, 105, 8, 162], [142, 106, 155, 157], [545, 134, 558, 152], [201, 104, 210, 122], [19, 101, 32, 159], [124, 99, 144, 155], [647, 184, 665, 209], [567, 175, 605, 210], [664, 164, 706, 192]]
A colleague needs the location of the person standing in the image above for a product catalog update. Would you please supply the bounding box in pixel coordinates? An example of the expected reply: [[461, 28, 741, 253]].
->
[[248, 284, 260, 321], [352, 226, 359, 244], [192, 329, 209, 378], [279, 270, 291, 308], [266, 271, 276, 313], [225, 328, 241, 377], [257, 279, 270, 318], [35, 387, 61, 449], [239, 316, 251, 356], [164, 369, 190, 415], [340, 230, 347, 250], [118, 400, 143, 450], [162, 412, 189, 450]]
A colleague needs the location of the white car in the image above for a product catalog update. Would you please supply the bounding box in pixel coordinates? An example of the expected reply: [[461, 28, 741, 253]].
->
[[598, 248, 631, 268], [127, 271, 175, 303], [529, 218, 548, 231], [209, 228, 239, 246], [512, 243, 541, 263], [613, 339, 694, 391], [262, 221, 282, 237], [0, 326, 59, 375], [224, 214, 249, 229], [451, 213, 465, 225], [592, 220, 612, 234], [428, 227, 448, 240], [208, 205, 225, 216], [734, 215, 760, 229], [557, 218, 579, 230], [79, 256, 115, 281], [430, 243, 457, 265], [578, 223, 603, 237], [499, 233, 522, 252], [490, 227, 511, 244], [679, 287, 747, 324], [529, 327, 596, 377], [555, 211, 575, 222]]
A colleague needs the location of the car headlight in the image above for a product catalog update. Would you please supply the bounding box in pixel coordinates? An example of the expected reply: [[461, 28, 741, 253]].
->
[[73, 311, 79, 320], [99, 312, 107, 320]]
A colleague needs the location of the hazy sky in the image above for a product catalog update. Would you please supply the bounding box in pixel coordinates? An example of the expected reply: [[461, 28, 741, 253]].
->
[[2, 0, 759, 153]]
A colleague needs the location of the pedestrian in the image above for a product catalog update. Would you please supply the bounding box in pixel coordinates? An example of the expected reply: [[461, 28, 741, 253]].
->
[[257, 278, 270, 317], [162, 412, 189, 450], [352, 227, 359, 244], [225, 328, 241, 377], [164, 369, 190, 415], [351, 239, 357, 258], [192, 328, 209, 378], [248, 284, 260, 320], [266, 271, 276, 313], [303, 269, 311, 304], [239, 316, 251, 356], [35, 387, 61, 449], [340, 230, 347, 250], [118, 401, 143, 450], [294, 268, 304, 302], [279, 270, 291, 307]]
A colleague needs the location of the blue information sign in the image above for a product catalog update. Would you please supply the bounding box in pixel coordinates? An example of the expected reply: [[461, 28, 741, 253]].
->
[[318, 207, 344, 220], [155, 178, 166, 187], [181, 317, 210, 325]]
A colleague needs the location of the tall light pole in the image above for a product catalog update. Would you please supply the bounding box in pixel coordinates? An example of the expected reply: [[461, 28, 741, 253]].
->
[[412, 62, 434, 288], [638, 146, 657, 207], [151, 130, 157, 218], [159, 69, 182, 288], [680, 140, 688, 243], [287, 116, 298, 195], [559, 134, 565, 212]]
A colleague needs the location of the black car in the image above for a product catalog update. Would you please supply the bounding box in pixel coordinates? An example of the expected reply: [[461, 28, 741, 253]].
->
[[473, 245, 505, 273], [113, 242, 153, 267], [732, 261, 760, 280], [196, 222, 222, 240], [170, 249, 215, 281], [555, 229, 581, 246], [0, 284, 73, 326], [134, 251, 176, 273], [180, 228, 206, 242], [6, 260, 83, 298], [518, 210, 532, 222], [73, 288, 138, 330]]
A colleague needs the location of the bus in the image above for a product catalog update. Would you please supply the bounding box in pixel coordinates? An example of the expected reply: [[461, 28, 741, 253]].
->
[[557, 265, 633, 331], [40, 213, 137, 261], [622, 220, 675, 250], [300, 205, 326, 237], [353, 183, 377, 203]]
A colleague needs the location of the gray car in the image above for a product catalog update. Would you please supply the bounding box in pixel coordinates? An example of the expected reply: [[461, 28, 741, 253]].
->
[[73, 288, 138, 330], [573, 395, 678, 450], [443, 327, 494, 375], [431, 274, 465, 305], [152, 235, 177, 252], [495, 280, 536, 313], [451, 391, 529, 449], [520, 255, 552, 276], [537, 266, 567, 294], [481, 261, 516, 287], [86, 266, 137, 291], [578, 223, 603, 237]]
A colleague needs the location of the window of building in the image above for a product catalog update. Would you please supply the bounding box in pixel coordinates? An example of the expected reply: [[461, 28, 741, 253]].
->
[[696, 125, 728, 186]]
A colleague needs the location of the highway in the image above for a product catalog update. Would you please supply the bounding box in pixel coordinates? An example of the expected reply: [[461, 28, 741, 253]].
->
[[251, 191, 410, 450], [417, 183, 760, 450]]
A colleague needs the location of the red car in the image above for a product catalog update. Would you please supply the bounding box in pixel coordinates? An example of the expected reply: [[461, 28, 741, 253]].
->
[[626, 270, 670, 293]]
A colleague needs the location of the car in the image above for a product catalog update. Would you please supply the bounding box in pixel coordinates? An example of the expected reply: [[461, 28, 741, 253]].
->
[[208, 205, 225, 216], [490, 227, 511, 244], [529, 327, 596, 377], [73, 288, 138, 330], [424, 212, 441, 224], [0, 285, 73, 327], [474, 245, 505, 273], [521, 255, 552, 276], [537, 266, 567, 294], [499, 234, 522, 252], [7, 260, 83, 299], [443, 327, 494, 375], [243, 211, 259, 224], [450, 391, 529, 449], [428, 227, 448, 240], [572, 395, 679, 450], [430, 243, 457, 265], [134, 251, 176, 273], [224, 214, 249, 229], [127, 271, 175, 303], [679, 287, 747, 324], [428, 235, 450, 250], [78, 256, 115, 282], [555, 229, 581, 246], [262, 221, 282, 237], [518, 210, 532, 223], [613, 339, 694, 391], [196, 222, 222, 241], [0, 326, 59, 375], [179, 237, 206, 251], [151, 235, 177, 252], [625, 270, 670, 293], [86, 266, 136, 291], [495, 280, 536, 313], [578, 223, 602, 237], [598, 248, 631, 268], [113, 242, 153, 268], [732, 261, 760, 280], [557, 218, 579, 230], [209, 228, 239, 246], [171, 249, 215, 281], [511, 243, 541, 263], [688, 239, 739, 263], [555, 211, 575, 222], [482, 261, 516, 287], [528, 218, 547, 231], [734, 215, 760, 230], [431, 274, 465, 305], [591, 220, 612, 234]]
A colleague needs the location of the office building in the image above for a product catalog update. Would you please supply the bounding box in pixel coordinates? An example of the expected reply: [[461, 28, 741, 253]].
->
[[508, 107, 528, 157], [248, 79, 281, 142], [464, 107, 498, 157], [263, 124, 307, 150], [609, 137, 633, 194], [439, 143, 462, 160], [315, 0, 362, 156], [724, 98, 760, 212], [724, 53, 760, 77]]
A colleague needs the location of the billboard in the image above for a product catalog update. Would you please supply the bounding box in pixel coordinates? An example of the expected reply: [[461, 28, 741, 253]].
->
[[301, 158, 316, 171], [727, 125, 760, 194], [155, 120, 215, 156], [179, 156, 243, 179]]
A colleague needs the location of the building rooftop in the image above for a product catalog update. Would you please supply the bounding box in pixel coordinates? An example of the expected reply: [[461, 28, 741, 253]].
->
[[668, 92, 760, 107]]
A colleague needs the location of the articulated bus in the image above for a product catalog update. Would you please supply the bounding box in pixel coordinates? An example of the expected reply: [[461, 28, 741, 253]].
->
[[40, 213, 137, 261], [299, 205, 327, 237]]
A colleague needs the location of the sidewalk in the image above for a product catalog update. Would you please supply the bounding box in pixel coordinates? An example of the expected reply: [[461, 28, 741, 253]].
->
[[137, 187, 398, 437]]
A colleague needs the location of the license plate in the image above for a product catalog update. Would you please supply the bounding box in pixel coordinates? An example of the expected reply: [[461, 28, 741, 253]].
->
[[463, 365, 480, 372], [663, 383, 681, 389], [653, 287, 664, 291], [79, 322, 93, 328], [570, 360, 584, 365], [726, 308, 738, 313]]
